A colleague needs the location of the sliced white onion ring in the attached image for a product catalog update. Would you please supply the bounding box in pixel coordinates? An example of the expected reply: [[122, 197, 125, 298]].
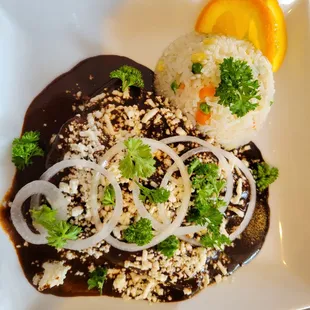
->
[[10, 180, 69, 244], [160, 136, 256, 243], [221, 150, 256, 241], [96, 139, 191, 252], [37, 159, 123, 251]]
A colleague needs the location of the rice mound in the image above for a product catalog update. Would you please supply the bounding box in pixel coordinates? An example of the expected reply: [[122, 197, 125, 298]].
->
[[154, 32, 274, 150]]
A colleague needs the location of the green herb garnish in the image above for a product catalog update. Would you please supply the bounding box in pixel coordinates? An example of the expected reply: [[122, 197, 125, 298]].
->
[[123, 218, 153, 246], [119, 138, 155, 179], [12, 131, 44, 170], [31, 205, 82, 249], [253, 163, 279, 191], [215, 57, 261, 118], [199, 102, 211, 114], [157, 235, 179, 258], [200, 225, 231, 248], [102, 184, 115, 206], [87, 267, 108, 295], [192, 62, 203, 74], [138, 183, 170, 204], [187, 160, 229, 248], [110, 65, 144, 92], [171, 80, 179, 94]]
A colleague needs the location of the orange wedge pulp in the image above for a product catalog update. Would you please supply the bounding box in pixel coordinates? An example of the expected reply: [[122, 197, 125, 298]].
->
[[195, 0, 287, 72]]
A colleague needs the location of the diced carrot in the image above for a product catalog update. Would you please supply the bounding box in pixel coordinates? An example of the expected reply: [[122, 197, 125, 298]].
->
[[179, 82, 185, 90], [199, 86, 216, 99], [196, 103, 211, 125]]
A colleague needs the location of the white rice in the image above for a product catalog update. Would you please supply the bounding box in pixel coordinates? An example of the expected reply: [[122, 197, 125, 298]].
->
[[154, 32, 274, 150]]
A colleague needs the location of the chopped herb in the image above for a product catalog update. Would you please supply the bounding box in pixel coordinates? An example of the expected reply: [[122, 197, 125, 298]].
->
[[87, 267, 108, 295], [270, 100, 274, 106], [253, 162, 279, 191], [138, 183, 170, 204], [12, 131, 44, 170], [200, 225, 231, 248], [188, 158, 201, 174], [119, 138, 155, 179], [157, 235, 179, 258], [31, 205, 82, 249], [187, 160, 229, 248], [192, 62, 203, 74], [102, 184, 115, 206], [171, 80, 179, 94], [110, 65, 144, 92], [123, 218, 153, 246], [215, 57, 261, 118], [199, 102, 211, 114]]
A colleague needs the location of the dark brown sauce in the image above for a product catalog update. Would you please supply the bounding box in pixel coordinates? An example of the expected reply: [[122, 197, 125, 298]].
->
[[0, 55, 270, 302]]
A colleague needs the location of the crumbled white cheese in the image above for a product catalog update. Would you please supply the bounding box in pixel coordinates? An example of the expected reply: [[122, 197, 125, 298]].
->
[[176, 127, 187, 136], [113, 273, 127, 292], [71, 206, 84, 217], [142, 108, 159, 123], [183, 287, 192, 295], [34, 261, 70, 291], [217, 261, 228, 275], [230, 178, 243, 205], [228, 206, 244, 218]]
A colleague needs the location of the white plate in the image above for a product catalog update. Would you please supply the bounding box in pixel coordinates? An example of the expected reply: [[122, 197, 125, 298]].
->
[[0, 0, 309, 309]]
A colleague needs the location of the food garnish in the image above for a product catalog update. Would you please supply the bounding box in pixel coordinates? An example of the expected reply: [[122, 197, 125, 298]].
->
[[102, 184, 115, 206], [123, 218, 153, 246], [12, 131, 44, 170], [87, 267, 108, 295], [215, 57, 261, 118], [157, 235, 179, 258], [195, 0, 287, 72], [119, 138, 155, 179], [200, 225, 231, 248], [186, 160, 229, 248], [253, 163, 279, 191], [31, 205, 82, 249], [192, 62, 203, 74], [110, 65, 144, 92], [137, 183, 170, 204]]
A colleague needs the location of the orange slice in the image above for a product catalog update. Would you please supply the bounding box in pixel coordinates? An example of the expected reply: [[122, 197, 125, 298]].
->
[[195, 0, 287, 72]]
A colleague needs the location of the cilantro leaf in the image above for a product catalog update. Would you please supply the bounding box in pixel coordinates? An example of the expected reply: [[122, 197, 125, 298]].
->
[[123, 218, 153, 246], [12, 131, 44, 170], [138, 183, 170, 204], [215, 57, 261, 118], [110, 65, 144, 92], [253, 163, 279, 191], [101, 184, 115, 206], [119, 138, 156, 179], [87, 267, 108, 295], [31, 205, 82, 249], [157, 235, 179, 258]]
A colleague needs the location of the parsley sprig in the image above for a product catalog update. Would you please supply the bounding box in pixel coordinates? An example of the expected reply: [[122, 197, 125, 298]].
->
[[157, 235, 179, 258], [12, 131, 44, 170], [123, 218, 153, 246], [187, 159, 230, 248], [101, 184, 115, 206], [119, 138, 156, 179], [215, 57, 261, 118], [138, 183, 170, 204], [87, 267, 108, 295], [31, 205, 82, 249], [110, 65, 144, 92], [253, 163, 279, 191]]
